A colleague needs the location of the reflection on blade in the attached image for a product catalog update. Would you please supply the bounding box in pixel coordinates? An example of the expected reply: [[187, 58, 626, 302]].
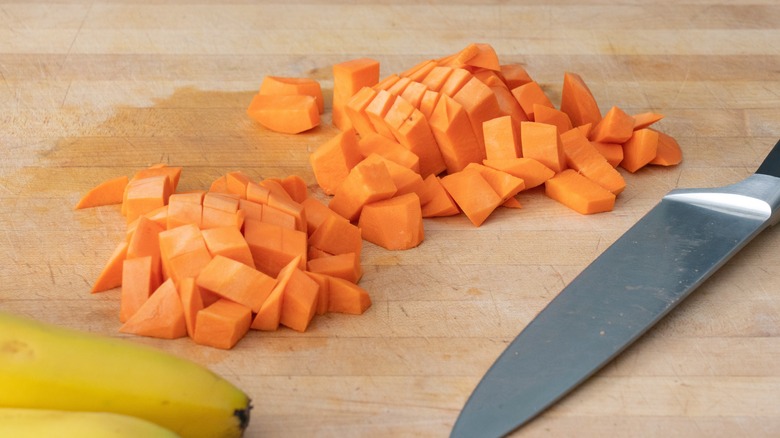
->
[[451, 189, 774, 438]]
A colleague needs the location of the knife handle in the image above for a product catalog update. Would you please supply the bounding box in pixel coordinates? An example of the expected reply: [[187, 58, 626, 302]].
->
[[756, 138, 780, 178]]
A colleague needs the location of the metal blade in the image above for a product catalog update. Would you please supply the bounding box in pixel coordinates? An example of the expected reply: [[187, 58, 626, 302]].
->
[[451, 170, 780, 438]]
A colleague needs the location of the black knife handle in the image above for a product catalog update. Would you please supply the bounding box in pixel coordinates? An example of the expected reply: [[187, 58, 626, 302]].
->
[[756, 138, 780, 178]]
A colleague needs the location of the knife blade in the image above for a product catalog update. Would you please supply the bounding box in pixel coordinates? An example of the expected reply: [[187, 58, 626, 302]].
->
[[451, 138, 780, 438]]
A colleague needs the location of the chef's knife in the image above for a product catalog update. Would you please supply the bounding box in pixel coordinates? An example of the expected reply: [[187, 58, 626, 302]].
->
[[451, 139, 780, 438]]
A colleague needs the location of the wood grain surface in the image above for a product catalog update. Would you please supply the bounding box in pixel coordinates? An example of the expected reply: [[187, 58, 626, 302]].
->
[[2, 1, 780, 437]]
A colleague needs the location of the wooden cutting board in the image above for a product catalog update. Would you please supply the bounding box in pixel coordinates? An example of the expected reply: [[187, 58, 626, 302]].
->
[[2, 1, 780, 436]]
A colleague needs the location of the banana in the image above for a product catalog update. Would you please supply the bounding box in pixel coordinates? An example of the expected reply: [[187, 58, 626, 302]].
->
[[0, 312, 251, 438], [0, 408, 180, 437]]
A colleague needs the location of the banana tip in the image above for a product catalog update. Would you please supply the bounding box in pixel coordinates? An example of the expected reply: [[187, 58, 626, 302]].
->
[[236, 399, 252, 433]]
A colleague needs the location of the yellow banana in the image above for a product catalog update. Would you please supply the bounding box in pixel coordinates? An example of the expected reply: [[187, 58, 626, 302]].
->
[[0, 408, 180, 438], [0, 312, 251, 438]]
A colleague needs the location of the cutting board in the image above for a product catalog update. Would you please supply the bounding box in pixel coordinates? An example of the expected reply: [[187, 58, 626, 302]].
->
[[2, 2, 780, 436]]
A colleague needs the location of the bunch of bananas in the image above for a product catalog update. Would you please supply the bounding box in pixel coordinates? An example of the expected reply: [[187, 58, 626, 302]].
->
[[0, 312, 251, 437]]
